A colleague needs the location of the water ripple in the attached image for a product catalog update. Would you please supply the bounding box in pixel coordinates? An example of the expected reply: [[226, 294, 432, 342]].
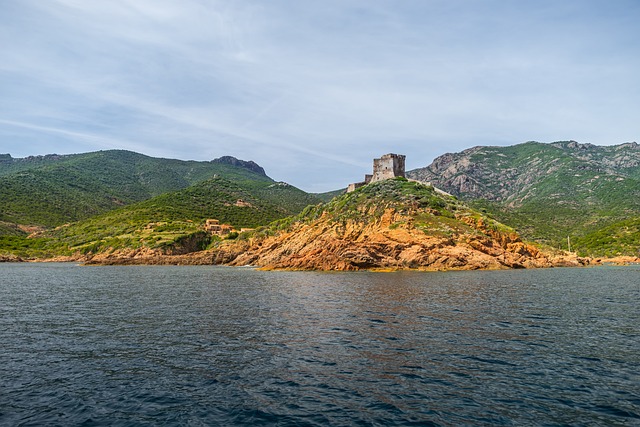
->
[[0, 264, 638, 426]]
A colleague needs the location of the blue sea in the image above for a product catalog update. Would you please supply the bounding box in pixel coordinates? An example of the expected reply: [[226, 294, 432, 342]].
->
[[0, 263, 638, 426]]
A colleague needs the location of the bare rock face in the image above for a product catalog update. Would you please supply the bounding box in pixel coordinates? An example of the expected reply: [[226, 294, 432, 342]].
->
[[406, 140, 640, 205], [211, 156, 266, 176]]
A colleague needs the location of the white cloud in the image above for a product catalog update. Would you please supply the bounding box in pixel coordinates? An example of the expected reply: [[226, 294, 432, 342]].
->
[[1, 0, 639, 190]]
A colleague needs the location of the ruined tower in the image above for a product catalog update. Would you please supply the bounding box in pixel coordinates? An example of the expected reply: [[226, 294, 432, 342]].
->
[[347, 153, 406, 192], [370, 154, 406, 183]]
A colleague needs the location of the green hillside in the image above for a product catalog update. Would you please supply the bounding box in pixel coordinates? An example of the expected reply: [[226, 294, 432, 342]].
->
[[0, 221, 26, 236], [407, 141, 640, 256], [313, 188, 345, 202], [0, 150, 270, 228], [572, 218, 640, 258], [4, 174, 321, 258], [0, 149, 322, 258]]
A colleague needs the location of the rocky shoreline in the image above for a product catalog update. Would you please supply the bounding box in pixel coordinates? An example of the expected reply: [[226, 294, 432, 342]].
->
[[0, 254, 24, 263], [37, 252, 639, 270], [7, 250, 639, 271], [59, 206, 603, 271]]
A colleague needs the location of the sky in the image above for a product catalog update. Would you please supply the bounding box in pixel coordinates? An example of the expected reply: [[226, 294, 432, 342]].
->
[[1, 0, 639, 192]]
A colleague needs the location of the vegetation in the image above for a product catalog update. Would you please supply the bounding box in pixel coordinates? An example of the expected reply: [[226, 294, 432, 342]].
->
[[249, 178, 515, 242], [4, 174, 321, 257], [0, 235, 62, 259], [572, 218, 640, 257], [408, 141, 640, 257], [0, 150, 275, 227], [0, 221, 26, 237], [313, 188, 346, 202], [0, 150, 322, 258]]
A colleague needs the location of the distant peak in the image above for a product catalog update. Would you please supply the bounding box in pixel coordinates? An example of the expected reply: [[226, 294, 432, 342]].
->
[[550, 141, 595, 150], [211, 156, 266, 176]]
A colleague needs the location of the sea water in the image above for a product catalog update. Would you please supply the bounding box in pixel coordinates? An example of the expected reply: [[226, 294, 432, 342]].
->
[[0, 263, 638, 426]]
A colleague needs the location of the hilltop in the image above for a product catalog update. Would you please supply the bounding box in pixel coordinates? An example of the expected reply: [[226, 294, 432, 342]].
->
[[215, 178, 588, 270], [407, 141, 640, 257]]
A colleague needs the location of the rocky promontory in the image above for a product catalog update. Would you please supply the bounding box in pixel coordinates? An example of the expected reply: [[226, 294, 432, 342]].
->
[[79, 178, 591, 270], [202, 178, 589, 271]]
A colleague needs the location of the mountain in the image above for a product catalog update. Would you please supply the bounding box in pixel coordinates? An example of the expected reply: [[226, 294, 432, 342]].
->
[[0, 150, 322, 259], [183, 177, 585, 271], [406, 141, 640, 256], [0, 150, 272, 229]]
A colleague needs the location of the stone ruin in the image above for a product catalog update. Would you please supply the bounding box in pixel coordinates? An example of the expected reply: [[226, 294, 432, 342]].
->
[[347, 153, 406, 192], [204, 219, 254, 237], [204, 219, 234, 236]]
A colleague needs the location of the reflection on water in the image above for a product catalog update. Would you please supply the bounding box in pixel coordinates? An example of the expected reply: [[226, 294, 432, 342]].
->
[[0, 263, 638, 426]]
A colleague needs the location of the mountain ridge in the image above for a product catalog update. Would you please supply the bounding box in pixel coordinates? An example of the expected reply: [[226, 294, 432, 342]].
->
[[2, 143, 639, 262], [0, 150, 278, 228], [406, 141, 640, 256]]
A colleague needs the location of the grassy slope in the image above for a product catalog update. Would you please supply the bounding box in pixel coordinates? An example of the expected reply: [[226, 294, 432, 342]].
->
[[0, 221, 26, 236], [313, 188, 345, 202], [572, 217, 640, 258], [474, 175, 640, 256], [0, 150, 268, 227], [6, 175, 321, 258]]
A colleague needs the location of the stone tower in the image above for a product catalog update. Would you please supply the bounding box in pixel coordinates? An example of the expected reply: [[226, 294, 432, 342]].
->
[[347, 153, 406, 192], [370, 154, 406, 183]]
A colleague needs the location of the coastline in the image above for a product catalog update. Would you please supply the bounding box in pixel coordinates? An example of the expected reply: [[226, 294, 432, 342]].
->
[[11, 251, 637, 271]]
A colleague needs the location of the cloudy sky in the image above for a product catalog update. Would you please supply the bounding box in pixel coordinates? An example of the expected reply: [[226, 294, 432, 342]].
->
[[1, 1, 638, 191]]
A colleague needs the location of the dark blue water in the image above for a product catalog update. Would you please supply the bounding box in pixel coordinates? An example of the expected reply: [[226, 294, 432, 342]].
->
[[0, 263, 638, 426]]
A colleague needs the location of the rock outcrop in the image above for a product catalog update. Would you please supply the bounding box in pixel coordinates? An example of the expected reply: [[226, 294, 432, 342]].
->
[[0, 254, 24, 262], [207, 178, 588, 271], [216, 212, 586, 271], [211, 156, 267, 176]]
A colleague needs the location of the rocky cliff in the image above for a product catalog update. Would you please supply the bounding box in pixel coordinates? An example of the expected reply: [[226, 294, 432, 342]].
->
[[211, 156, 266, 176], [204, 178, 586, 271]]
